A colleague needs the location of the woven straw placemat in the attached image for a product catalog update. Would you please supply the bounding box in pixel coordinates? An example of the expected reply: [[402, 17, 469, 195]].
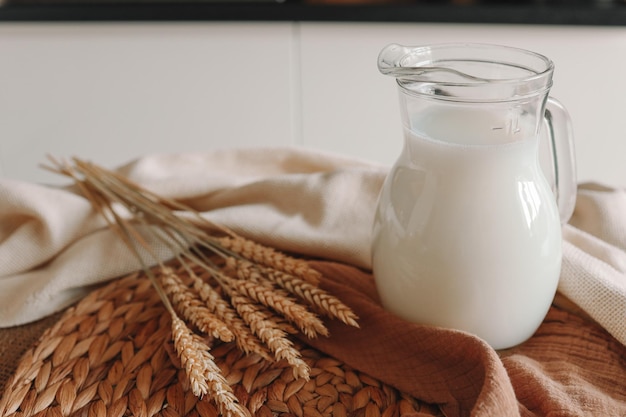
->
[[0, 314, 63, 396], [0, 271, 443, 417]]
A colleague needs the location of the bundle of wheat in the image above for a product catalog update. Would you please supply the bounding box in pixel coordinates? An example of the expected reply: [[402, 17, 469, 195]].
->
[[40, 157, 360, 417]]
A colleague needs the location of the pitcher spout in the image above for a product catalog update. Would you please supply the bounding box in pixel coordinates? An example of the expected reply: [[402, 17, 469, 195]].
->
[[377, 43, 413, 76]]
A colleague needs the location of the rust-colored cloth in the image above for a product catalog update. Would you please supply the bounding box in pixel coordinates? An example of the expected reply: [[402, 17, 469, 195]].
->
[[304, 261, 626, 417]]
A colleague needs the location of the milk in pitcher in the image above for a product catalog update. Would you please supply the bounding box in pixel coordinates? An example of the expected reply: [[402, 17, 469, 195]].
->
[[371, 108, 562, 349]]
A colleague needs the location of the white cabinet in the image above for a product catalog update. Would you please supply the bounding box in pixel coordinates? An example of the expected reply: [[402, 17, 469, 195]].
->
[[0, 22, 295, 184], [1, 21, 625, 186]]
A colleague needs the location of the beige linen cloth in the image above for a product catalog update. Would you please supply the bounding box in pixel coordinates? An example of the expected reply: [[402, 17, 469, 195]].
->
[[0, 148, 384, 326], [0, 147, 625, 417], [0, 147, 625, 345]]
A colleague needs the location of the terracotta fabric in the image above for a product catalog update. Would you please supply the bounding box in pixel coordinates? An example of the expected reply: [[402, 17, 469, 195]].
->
[[304, 261, 626, 417]]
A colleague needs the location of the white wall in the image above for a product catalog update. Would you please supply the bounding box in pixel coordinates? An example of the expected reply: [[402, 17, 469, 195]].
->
[[1, 22, 625, 186]]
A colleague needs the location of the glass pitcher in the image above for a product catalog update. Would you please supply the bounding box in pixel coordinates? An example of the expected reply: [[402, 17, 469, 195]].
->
[[371, 43, 576, 350]]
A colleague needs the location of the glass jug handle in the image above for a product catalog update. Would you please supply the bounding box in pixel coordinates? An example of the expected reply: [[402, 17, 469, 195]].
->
[[543, 97, 577, 224]]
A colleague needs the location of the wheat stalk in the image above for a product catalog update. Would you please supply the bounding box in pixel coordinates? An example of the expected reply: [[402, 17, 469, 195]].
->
[[228, 293, 311, 380], [188, 269, 274, 361], [159, 268, 234, 342], [260, 265, 360, 327], [218, 236, 322, 285], [42, 156, 359, 417], [224, 257, 328, 338], [171, 315, 250, 417]]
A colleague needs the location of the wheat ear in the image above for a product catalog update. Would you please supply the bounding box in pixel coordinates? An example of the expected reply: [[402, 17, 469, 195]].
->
[[228, 293, 310, 380], [224, 258, 328, 338], [170, 315, 249, 417], [159, 268, 234, 342], [188, 271, 273, 361], [218, 236, 321, 285], [262, 267, 359, 328]]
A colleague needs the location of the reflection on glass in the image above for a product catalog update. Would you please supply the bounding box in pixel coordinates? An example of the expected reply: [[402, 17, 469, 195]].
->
[[518, 180, 541, 228]]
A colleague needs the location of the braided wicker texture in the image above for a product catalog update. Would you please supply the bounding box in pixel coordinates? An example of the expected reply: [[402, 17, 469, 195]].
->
[[0, 271, 443, 417]]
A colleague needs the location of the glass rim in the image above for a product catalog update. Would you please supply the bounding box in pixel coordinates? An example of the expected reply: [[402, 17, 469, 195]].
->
[[384, 42, 555, 101]]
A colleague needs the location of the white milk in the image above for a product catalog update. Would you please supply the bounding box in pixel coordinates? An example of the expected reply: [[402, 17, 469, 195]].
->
[[371, 108, 562, 350]]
